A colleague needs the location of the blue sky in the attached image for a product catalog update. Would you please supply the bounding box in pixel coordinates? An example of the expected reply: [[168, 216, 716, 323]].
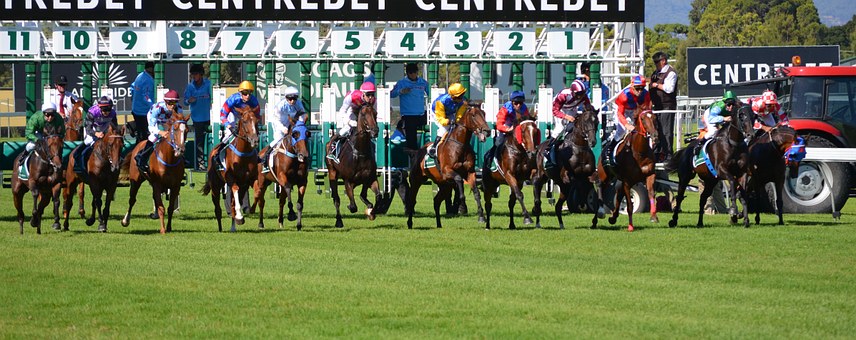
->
[[645, 0, 854, 27]]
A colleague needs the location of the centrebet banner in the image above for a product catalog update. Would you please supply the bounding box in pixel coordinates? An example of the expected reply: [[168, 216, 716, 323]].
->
[[0, 0, 643, 22], [687, 46, 839, 98]]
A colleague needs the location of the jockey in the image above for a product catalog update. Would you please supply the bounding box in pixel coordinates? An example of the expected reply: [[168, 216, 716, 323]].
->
[[484, 90, 532, 167], [263, 86, 307, 165], [218, 80, 261, 149], [749, 90, 786, 132], [327, 82, 378, 162], [136, 89, 183, 173], [72, 96, 119, 172], [546, 79, 592, 152], [694, 91, 739, 156], [603, 75, 651, 164], [21, 102, 65, 166], [427, 83, 469, 158]]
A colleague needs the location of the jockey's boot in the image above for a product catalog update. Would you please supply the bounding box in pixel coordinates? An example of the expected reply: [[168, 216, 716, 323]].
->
[[427, 136, 441, 158], [484, 147, 496, 169], [693, 139, 704, 157], [18, 149, 30, 167], [73, 147, 86, 174], [136, 141, 154, 173], [326, 135, 339, 162], [261, 147, 273, 167], [603, 139, 617, 166]]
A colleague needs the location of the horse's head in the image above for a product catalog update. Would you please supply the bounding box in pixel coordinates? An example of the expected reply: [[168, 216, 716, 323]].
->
[[462, 102, 490, 142], [357, 104, 379, 139], [168, 111, 189, 158], [517, 120, 540, 158], [105, 124, 125, 173], [577, 106, 600, 148], [234, 106, 260, 149], [40, 125, 64, 170], [288, 125, 311, 163], [735, 106, 756, 144], [67, 100, 84, 129], [636, 108, 659, 147]]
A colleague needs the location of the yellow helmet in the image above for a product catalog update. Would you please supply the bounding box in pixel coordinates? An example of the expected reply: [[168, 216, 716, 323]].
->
[[448, 83, 467, 97], [238, 80, 255, 92]]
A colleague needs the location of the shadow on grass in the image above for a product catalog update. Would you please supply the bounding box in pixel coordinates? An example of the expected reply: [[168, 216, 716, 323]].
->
[[777, 219, 845, 227]]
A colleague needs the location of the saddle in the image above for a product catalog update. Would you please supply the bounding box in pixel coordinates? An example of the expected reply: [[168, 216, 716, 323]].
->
[[72, 145, 93, 174], [17, 154, 31, 180], [693, 139, 718, 178]]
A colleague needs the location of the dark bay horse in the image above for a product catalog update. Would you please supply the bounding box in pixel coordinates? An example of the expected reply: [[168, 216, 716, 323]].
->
[[202, 106, 260, 232], [122, 111, 189, 234], [254, 125, 310, 230], [481, 120, 539, 229], [667, 109, 753, 228], [532, 107, 600, 229], [11, 128, 64, 234], [406, 103, 491, 229], [747, 125, 801, 225], [596, 108, 660, 231], [64, 101, 85, 141], [325, 104, 387, 229], [63, 125, 124, 232]]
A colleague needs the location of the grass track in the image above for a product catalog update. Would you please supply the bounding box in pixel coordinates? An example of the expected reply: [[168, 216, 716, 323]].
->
[[1, 175, 855, 338]]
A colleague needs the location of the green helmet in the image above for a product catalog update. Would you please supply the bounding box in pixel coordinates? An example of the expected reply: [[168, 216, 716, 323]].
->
[[723, 90, 737, 101]]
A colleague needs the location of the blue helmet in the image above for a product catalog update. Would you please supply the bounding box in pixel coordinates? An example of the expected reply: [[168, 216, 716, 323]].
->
[[510, 90, 525, 102]]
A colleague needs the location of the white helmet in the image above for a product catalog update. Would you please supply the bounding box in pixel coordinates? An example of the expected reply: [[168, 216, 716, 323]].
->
[[41, 102, 57, 112], [284, 86, 300, 97]]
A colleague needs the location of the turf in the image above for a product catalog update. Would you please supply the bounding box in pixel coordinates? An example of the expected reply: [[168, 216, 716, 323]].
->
[[1, 174, 855, 338]]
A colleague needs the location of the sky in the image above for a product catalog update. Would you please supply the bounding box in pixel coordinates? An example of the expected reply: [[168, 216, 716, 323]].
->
[[645, 0, 854, 28]]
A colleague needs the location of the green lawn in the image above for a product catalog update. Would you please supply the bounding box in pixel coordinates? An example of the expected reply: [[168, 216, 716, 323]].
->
[[1, 175, 855, 338]]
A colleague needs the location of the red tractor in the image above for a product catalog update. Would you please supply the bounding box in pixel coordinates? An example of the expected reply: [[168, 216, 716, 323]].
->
[[756, 63, 856, 213]]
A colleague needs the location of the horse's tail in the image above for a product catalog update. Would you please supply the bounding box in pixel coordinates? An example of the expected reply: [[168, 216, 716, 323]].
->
[[665, 147, 689, 173], [201, 181, 211, 196], [404, 148, 421, 170]]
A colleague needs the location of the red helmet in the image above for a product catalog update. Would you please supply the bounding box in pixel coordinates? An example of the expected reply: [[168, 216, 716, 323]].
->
[[570, 79, 586, 94], [631, 74, 646, 87], [359, 82, 376, 93], [761, 90, 778, 106], [163, 89, 180, 101]]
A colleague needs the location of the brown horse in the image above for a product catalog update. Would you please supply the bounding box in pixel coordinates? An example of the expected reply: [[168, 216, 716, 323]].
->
[[325, 104, 387, 229], [63, 124, 125, 232], [64, 101, 85, 141], [596, 108, 660, 231], [121, 111, 189, 234], [11, 127, 64, 234], [406, 103, 490, 229], [747, 125, 801, 225], [202, 106, 260, 232], [481, 120, 540, 229], [253, 125, 311, 230], [532, 107, 600, 229], [667, 111, 752, 228]]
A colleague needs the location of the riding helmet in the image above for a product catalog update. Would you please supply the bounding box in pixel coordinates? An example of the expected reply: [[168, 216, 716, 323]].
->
[[238, 81, 255, 93], [448, 83, 467, 97], [55, 75, 68, 86], [359, 82, 376, 93], [97, 96, 113, 108], [41, 102, 57, 113], [510, 90, 525, 102]]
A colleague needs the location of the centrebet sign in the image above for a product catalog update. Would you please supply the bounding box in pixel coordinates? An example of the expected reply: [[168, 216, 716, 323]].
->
[[0, 0, 643, 22], [687, 46, 839, 98]]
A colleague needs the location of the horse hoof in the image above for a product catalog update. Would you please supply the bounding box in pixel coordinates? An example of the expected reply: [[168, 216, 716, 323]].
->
[[508, 225, 516, 230], [696, 223, 704, 228], [597, 209, 606, 219], [159, 228, 165, 235], [560, 224, 566, 230], [627, 224, 634, 232], [523, 217, 533, 225], [296, 224, 302, 231], [730, 215, 738, 224], [458, 206, 468, 215], [258, 223, 265, 230], [98, 225, 107, 233], [149, 212, 159, 220], [668, 220, 677, 228], [535, 223, 541, 229], [335, 220, 344, 229], [287, 212, 297, 221], [85, 217, 96, 227], [590, 224, 596, 229], [236, 218, 245, 226], [478, 216, 485, 223], [78, 211, 86, 219], [52, 223, 61, 231], [608, 217, 617, 224], [365, 207, 373, 216], [650, 216, 659, 224], [347, 205, 358, 214]]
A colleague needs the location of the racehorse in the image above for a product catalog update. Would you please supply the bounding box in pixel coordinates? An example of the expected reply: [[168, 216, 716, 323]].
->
[[11, 126, 64, 234], [253, 125, 310, 230], [62, 124, 124, 232], [531, 107, 600, 229], [481, 119, 539, 229], [747, 125, 801, 225], [406, 103, 491, 229], [325, 103, 390, 229], [64, 100, 85, 141], [596, 108, 661, 231], [202, 106, 260, 232], [122, 111, 189, 234], [667, 109, 753, 228]]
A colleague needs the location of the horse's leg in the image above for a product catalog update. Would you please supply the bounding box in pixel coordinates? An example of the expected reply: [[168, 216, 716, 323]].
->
[[358, 184, 372, 212], [165, 186, 179, 233], [646, 174, 658, 224], [554, 185, 568, 230], [726, 178, 740, 225], [89, 184, 104, 231], [103, 183, 117, 233], [696, 179, 716, 228], [345, 182, 358, 214], [466, 171, 484, 223], [434, 184, 452, 228], [286, 184, 297, 222], [623, 182, 635, 232], [211, 182, 224, 232], [152, 185, 166, 234], [507, 190, 517, 230], [61, 179, 74, 231], [231, 183, 245, 227], [13, 186, 26, 234], [367, 180, 382, 220], [532, 175, 544, 228], [30, 188, 40, 229], [507, 176, 532, 226], [122, 179, 142, 227], [77, 181, 86, 218], [330, 175, 344, 229], [295, 184, 306, 231], [279, 185, 289, 228], [775, 179, 785, 225], [737, 180, 750, 228], [483, 179, 494, 230], [406, 171, 423, 229], [51, 183, 62, 231], [608, 181, 624, 225], [35, 189, 53, 235], [255, 180, 268, 229]]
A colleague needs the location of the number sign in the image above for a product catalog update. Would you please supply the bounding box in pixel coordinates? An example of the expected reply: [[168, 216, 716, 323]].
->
[[330, 29, 373, 56], [274, 28, 319, 55], [0, 29, 39, 55], [492, 29, 535, 56], [384, 29, 428, 56], [167, 28, 208, 55], [439, 29, 482, 56], [52, 29, 97, 55], [109, 28, 152, 55], [547, 29, 589, 57]]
